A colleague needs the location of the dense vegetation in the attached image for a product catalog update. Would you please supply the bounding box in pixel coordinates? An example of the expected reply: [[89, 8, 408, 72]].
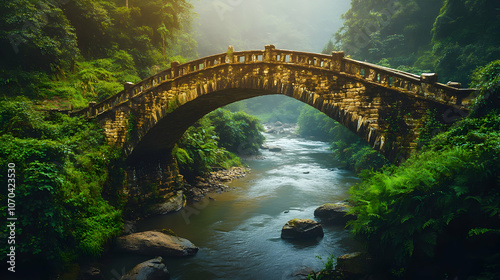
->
[[0, 98, 124, 276], [346, 61, 500, 279], [330, 0, 500, 84], [0, 0, 196, 108], [0, 1, 195, 272], [297, 105, 388, 173], [173, 108, 264, 181]]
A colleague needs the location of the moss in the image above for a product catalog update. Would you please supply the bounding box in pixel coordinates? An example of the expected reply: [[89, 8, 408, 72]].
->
[[157, 229, 178, 237]]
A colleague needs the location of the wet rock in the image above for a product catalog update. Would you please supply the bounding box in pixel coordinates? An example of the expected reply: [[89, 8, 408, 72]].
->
[[120, 257, 170, 280], [268, 146, 282, 152], [77, 264, 102, 280], [335, 252, 373, 276], [220, 176, 231, 182], [274, 121, 283, 127], [115, 231, 198, 257], [314, 203, 356, 225], [288, 265, 315, 280], [149, 191, 185, 215], [123, 220, 137, 235], [260, 144, 270, 150], [281, 218, 324, 239]]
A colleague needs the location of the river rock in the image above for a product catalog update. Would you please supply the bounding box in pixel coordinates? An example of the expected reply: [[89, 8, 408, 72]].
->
[[121, 257, 170, 280], [123, 220, 137, 235], [268, 146, 282, 152], [115, 231, 198, 257], [335, 252, 373, 276], [149, 191, 185, 215], [281, 219, 324, 239], [288, 266, 315, 280], [314, 203, 356, 225], [78, 264, 102, 280]]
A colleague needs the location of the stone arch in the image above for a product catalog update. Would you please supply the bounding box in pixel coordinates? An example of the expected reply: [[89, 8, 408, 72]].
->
[[81, 46, 472, 163]]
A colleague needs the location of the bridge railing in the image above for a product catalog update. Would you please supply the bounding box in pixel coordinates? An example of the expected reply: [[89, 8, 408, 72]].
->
[[76, 45, 474, 118]]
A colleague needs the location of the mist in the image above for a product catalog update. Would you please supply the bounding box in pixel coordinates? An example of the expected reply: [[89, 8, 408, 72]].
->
[[192, 0, 351, 57]]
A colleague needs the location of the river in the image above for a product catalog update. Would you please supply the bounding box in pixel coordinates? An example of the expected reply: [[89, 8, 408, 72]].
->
[[103, 131, 362, 280]]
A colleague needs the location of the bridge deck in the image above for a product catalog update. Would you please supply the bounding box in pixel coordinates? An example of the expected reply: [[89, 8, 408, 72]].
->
[[74, 45, 475, 119]]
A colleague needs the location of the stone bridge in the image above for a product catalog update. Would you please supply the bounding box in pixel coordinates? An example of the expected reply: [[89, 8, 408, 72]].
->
[[75, 45, 475, 164]]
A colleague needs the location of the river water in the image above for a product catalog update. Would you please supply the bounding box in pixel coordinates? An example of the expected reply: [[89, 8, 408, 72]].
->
[[103, 132, 361, 280]]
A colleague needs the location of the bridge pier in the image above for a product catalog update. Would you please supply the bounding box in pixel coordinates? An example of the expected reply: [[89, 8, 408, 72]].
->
[[123, 156, 184, 218]]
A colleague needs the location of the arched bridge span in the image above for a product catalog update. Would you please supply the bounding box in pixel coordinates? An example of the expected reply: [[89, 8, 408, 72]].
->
[[75, 45, 475, 163]]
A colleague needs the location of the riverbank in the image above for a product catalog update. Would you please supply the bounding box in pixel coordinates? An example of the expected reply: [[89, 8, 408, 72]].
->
[[185, 166, 250, 202]]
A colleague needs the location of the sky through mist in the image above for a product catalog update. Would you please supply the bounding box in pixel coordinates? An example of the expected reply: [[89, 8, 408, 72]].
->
[[192, 0, 351, 56]]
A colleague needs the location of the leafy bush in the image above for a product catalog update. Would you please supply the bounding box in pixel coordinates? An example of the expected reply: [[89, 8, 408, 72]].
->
[[469, 60, 500, 118], [207, 108, 265, 155], [173, 108, 265, 181], [347, 63, 500, 278], [173, 117, 238, 179], [349, 114, 500, 278], [0, 99, 124, 269]]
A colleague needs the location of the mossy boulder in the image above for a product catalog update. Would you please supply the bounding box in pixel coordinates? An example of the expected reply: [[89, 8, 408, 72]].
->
[[121, 257, 170, 280], [115, 231, 198, 257], [335, 252, 373, 276], [314, 203, 356, 225], [281, 218, 324, 239]]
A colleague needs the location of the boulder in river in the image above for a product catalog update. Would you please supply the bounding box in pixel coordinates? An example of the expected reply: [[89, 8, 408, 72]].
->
[[335, 252, 373, 276], [115, 231, 198, 257], [77, 264, 102, 280], [281, 218, 324, 239], [314, 203, 356, 225], [268, 146, 282, 152], [121, 257, 170, 280], [288, 265, 315, 280], [122, 220, 137, 235], [149, 191, 185, 215]]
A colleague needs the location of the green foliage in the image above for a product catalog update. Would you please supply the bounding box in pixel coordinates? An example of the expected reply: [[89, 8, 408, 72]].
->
[[347, 65, 500, 278], [335, 0, 444, 68], [207, 108, 265, 155], [297, 105, 388, 173], [174, 117, 232, 179], [418, 109, 446, 148], [173, 108, 265, 181], [0, 0, 196, 108], [469, 60, 500, 118], [307, 255, 345, 280], [429, 0, 500, 84], [297, 105, 338, 140], [333, 0, 500, 85], [0, 0, 79, 72], [0, 99, 124, 268]]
